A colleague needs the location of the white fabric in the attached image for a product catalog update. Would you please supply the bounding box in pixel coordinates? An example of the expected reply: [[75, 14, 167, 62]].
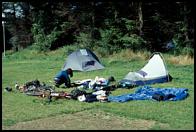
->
[[50, 93, 60, 96], [80, 49, 88, 56], [92, 90, 107, 96], [77, 94, 86, 102], [94, 76, 107, 85], [74, 79, 93, 85], [140, 54, 167, 78], [88, 80, 96, 89], [125, 53, 168, 80], [88, 76, 108, 89]]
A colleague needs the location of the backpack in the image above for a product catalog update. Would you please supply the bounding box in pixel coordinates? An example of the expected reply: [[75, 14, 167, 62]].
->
[[70, 89, 87, 99], [152, 93, 164, 101], [25, 79, 41, 88], [5, 87, 12, 92]]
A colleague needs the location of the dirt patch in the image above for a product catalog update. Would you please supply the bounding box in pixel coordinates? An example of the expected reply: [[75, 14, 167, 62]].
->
[[2, 110, 168, 130]]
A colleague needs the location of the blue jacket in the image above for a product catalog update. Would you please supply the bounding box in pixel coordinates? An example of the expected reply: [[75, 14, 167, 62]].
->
[[54, 70, 70, 86]]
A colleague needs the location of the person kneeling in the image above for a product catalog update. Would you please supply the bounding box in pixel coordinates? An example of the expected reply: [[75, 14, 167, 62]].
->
[[54, 68, 73, 88]]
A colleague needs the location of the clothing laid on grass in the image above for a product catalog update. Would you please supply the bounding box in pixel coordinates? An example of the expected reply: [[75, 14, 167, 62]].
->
[[108, 85, 189, 102], [74, 76, 113, 91]]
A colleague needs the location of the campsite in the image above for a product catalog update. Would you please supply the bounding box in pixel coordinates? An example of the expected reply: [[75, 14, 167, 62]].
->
[[2, 1, 194, 130], [2, 47, 194, 130]]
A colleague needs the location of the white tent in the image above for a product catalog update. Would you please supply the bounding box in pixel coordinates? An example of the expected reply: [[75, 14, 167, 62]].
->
[[119, 52, 172, 86]]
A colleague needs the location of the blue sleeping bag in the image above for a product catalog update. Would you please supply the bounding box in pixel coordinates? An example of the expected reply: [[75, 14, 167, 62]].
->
[[108, 85, 189, 102]]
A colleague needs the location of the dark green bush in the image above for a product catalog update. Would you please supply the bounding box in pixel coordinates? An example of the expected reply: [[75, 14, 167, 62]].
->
[[31, 23, 62, 52]]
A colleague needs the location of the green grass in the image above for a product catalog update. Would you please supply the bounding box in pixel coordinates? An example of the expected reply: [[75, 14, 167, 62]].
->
[[2, 47, 194, 130]]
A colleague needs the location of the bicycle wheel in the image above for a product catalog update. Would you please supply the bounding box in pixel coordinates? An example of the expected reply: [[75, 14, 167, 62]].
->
[[39, 86, 55, 92]]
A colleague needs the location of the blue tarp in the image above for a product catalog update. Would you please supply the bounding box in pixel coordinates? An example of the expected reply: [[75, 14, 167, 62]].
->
[[108, 85, 189, 102]]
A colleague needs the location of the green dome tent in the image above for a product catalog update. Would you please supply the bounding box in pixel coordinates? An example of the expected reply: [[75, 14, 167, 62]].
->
[[63, 49, 105, 72]]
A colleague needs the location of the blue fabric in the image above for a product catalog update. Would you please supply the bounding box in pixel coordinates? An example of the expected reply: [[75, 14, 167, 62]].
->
[[108, 86, 189, 102], [120, 75, 169, 87], [54, 70, 70, 83]]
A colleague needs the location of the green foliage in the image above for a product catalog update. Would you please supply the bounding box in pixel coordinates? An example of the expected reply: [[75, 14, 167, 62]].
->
[[31, 23, 62, 52], [7, 24, 32, 51], [120, 34, 146, 50], [172, 21, 194, 56], [96, 18, 146, 56], [9, 36, 19, 51], [74, 32, 93, 49], [3, 45, 80, 61], [121, 18, 136, 32], [2, 2, 194, 57], [120, 18, 146, 50], [60, 22, 72, 30], [98, 28, 122, 55], [181, 47, 194, 57], [94, 46, 110, 57], [173, 21, 186, 47]]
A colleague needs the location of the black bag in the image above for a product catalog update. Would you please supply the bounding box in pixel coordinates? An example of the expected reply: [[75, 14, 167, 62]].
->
[[152, 93, 164, 101], [163, 94, 176, 100], [25, 79, 41, 87], [85, 94, 98, 102], [70, 89, 86, 99], [5, 87, 12, 92]]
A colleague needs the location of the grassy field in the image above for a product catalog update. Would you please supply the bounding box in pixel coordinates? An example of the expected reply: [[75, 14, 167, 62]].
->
[[2, 47, 194, 130]]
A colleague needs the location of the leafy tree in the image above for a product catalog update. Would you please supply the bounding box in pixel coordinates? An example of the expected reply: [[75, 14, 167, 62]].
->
[[2, 2, 32, 51], [2, 1, 194, 56]]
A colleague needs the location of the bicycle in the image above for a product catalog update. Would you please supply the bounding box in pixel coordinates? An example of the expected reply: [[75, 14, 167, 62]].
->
[[24, 85, 55, 96]]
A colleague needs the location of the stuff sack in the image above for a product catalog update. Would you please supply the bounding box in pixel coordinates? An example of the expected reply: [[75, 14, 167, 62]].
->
[[152, 93, 164, 101], [70, 89, 87, 99]]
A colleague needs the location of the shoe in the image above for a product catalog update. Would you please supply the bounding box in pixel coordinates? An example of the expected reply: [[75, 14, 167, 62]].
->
[[96, 95, 108, 102]]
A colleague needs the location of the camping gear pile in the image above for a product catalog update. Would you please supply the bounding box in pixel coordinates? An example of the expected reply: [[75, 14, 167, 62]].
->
[[15, 80, 55, 97], [9, 50, 189, 103], [15, 77, 114, 103], [68, 76, 116, 102], [73, 76, 116, 91], [70, 88, 111, 102]]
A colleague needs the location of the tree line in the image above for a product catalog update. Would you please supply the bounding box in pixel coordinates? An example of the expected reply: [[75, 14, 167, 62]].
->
[[2, 1, 194, 56]]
